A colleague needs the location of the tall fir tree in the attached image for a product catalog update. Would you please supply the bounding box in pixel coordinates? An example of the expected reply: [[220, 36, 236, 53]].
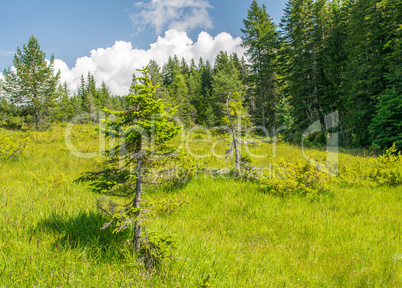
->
[[241, 0, 279, 130]]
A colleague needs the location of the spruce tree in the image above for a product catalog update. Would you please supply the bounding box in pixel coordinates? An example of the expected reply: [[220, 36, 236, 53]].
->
[[241, 0, 279, 130], [212, 52, 244, 124], [76, 67, 181, 252]]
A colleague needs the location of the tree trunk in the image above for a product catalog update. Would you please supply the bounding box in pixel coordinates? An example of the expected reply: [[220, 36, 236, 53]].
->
[[35, 107, 40, 130], [226, 93, 241, 177], [0, 101, 3, 123], [260, 76, 266, 131], [133, 157, 142, 252]]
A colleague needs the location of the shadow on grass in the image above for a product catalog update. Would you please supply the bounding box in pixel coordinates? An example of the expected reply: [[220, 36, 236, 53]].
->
[[36, 211, 132, 261]]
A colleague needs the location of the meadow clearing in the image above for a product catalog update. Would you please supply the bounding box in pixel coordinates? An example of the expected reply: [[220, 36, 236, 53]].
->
[[0, 124, 401, 287]]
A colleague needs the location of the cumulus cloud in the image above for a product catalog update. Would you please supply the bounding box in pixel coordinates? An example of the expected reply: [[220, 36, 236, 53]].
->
[[54, 29, 245, 96], [131, 0, 213, 34]]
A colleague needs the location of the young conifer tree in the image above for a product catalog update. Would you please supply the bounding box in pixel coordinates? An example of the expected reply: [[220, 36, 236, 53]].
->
[[77, 67, 181, 252], [224, 92, 251, 177]]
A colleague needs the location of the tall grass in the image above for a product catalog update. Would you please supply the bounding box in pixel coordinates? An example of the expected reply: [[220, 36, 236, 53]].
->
[[0, 125, 401, 287]]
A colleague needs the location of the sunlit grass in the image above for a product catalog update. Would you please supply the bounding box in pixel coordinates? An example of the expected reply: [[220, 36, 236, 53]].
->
[[0, 125, 401, 287]]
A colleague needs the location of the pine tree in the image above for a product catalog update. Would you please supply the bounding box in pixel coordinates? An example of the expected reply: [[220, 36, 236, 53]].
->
[[162, 56, 180, 87], [53, 81, 74, 122], [280, 0, 319, 133], [170, 74, 196, 125], [99, 81, 112, 109], [212, 52, 244, 124], [1, 35, 60, 129], [147, 60, 169, 101], [241, 0, 279, 130], [129, 73, 138, 95], [197, 59, 214, 125]]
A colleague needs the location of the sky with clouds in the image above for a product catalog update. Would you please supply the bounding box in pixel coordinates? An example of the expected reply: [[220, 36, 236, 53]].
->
[[0, 0, 287, 95]]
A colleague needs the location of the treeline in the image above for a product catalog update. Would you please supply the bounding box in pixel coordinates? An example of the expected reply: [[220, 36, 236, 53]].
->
[[1, 0, 400, 150], [1, 69, 125, 129]]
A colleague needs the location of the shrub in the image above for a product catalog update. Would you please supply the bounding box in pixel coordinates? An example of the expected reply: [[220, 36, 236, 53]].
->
[[260, 159, 332, 197], [368, 143, 402, 186], [337, 144, 402, 187], [139, 229, 177, 270], [0, 133, 32, 160], [1, 116, 23, 130]]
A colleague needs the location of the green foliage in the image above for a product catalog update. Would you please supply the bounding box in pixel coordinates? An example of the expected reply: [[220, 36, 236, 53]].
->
[[78, 67, 182, 195], [241, 0, 278, 128], [337, 144, 402, 187], [369, 24, 402, 150], [0, 132, 31, 160], [139, 229, 177, 270], [76, 67, 183, 264], [303, 131, 327, 148], [276, 95, 295, 132], [260, 159, 332, 197], [1, 35, 60, 130], [369, 85, 402, 150], [368, 143, 402, 186], [211, 52, 244, 124], [1, 115, 23, 130]]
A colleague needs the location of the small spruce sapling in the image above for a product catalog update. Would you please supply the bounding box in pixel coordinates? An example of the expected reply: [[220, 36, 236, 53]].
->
[[76, 67, 181, 252]]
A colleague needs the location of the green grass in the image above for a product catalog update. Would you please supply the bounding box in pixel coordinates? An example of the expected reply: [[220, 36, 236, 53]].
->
[[0, 126, 401, 287]]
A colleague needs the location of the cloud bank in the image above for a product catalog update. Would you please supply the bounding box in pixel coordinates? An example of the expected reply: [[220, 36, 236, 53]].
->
[[132, 0, 213, 34], [54, 29, 245, 96]]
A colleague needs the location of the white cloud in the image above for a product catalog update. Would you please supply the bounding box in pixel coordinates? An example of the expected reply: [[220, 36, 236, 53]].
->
[[54, 29, 245, 96], [0, 49, 14, 57], [131, 0, 213, 34]]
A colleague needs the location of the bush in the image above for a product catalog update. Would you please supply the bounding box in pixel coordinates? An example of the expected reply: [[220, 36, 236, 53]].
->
[[337, 143, 402, 187], [139, 229, 177, 270], [0, 133, 32, 160], [259, 159, 332, 197], [1, 116, 23, 130], [368, 143, 402, 186]]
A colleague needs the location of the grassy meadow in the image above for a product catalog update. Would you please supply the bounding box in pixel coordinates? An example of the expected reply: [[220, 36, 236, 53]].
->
[[0, 125, 401, 287]]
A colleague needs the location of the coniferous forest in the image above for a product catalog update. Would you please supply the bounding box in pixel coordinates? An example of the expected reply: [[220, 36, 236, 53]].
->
[[0, 0, 401, 287], [1, 0, 401, 150]]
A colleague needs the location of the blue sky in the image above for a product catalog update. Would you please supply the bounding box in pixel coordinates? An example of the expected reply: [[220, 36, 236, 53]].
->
[[0, 0, 287, 94]]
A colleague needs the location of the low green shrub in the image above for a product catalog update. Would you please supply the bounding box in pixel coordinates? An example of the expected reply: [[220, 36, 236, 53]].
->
[[337, 143, 402, 187], [139, 229, 177, 270], [1, 116, 23, 130], [0, 133, 32, 160], [260, 159, 332, 197], [368, 143, 402, 186]]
